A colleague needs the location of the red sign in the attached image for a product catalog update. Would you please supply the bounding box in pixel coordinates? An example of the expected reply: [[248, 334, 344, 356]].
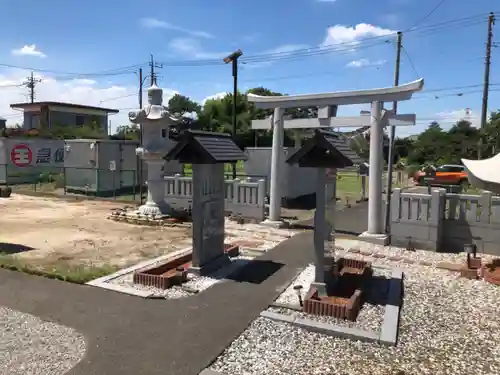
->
[[11, 144, 33, 167]]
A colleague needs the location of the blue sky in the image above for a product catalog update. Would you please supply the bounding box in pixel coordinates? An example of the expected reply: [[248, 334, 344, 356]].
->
[[0, 0, 498, 136]]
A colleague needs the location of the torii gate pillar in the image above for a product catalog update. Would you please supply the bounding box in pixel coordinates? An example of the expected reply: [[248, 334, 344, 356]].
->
[[264, 107, 285, 227], [358, 101, 388, 245]]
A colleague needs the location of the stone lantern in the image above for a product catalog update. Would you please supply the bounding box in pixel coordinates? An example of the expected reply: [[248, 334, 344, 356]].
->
[[128, 83, 179, 216]]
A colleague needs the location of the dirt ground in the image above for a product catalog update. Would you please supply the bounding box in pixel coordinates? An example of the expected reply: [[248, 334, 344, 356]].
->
[[0, 194, 192, 269]]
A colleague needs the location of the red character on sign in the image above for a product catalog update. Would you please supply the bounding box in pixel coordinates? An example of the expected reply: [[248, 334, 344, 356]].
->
[[11, 144, 33, 167]]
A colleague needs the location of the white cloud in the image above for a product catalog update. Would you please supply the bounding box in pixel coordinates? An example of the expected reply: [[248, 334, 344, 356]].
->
[[11, 44, 47, 58], [168, 38, 229, 60], [0, 70, 178, 133], [322, 23, 395, 48], [64, 78, 97, 86], [140, 18, 213, 39], [202, 92, 228, 105], [346, 58, 387, 68], [435, 108, 479, 127]]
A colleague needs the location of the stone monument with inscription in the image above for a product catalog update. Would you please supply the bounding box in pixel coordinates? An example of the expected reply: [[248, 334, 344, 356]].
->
[[128, 83, 179, 216], [166, 130, 247, 276]]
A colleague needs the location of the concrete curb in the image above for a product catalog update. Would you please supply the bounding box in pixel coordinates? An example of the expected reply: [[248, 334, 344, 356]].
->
[[260, 310, 379, 343], [199, 369, 229, 375], [379, 268, 404, 346], [85, 247, 193, 297]]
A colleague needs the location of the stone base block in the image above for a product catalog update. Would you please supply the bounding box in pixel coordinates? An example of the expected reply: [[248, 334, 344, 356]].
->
[[188, 253, 231, 277], [259, 219, 289, 229], [459, 267, 479, 280], [359, 232, 389, 246]]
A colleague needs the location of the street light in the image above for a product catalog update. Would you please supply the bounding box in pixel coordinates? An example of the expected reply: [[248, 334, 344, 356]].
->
[[224, 49, 243, 179]]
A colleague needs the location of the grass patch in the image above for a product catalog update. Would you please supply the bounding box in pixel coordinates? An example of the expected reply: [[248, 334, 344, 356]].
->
[[0, 253, 119, 284]]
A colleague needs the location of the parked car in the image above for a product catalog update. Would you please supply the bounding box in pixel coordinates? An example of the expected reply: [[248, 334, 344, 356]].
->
[[413, 164, 469, 188]]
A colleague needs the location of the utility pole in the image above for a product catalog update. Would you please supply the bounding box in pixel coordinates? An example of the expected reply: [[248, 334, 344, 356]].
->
[[384, 31, 403, 234], [223, 49, 243, 179], [149, 54, 163, 86], [479, 12, 495, 160], [23, 72, 42, 129], [24, 71, 41, 103], [138, 67, 144, 204]]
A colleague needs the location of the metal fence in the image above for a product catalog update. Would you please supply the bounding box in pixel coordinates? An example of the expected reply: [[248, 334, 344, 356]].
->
[[1, 164, 142, 202]]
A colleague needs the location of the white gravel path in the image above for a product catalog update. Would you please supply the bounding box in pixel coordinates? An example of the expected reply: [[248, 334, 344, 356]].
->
[[210, 262, 500, 375], [0, 307, 86, 375]]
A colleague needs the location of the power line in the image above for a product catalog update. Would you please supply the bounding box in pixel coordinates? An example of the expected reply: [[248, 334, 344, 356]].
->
[[153, 14, 489, 67], [412, 88, 500, 100], [0, 15, 490, 78], [98, 93, 137, 104], [405, 0, 448, 31], [0, 62, 146, 78], [401, 45, 420, 78]]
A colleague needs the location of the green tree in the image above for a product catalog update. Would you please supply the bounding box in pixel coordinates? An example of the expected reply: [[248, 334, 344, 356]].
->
[[481, 110, 500, 157], [446, 119, 479, 162], [408, 122, 450, 165], [112, 125, 139, 140]]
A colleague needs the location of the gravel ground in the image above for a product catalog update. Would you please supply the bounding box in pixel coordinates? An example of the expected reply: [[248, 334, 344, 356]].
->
[[108, 255, 255, 299], [0, 307, 86, 375], [272, 264, 390, 332], [334, 238, 499, 266], [210, 263, 500, 375]]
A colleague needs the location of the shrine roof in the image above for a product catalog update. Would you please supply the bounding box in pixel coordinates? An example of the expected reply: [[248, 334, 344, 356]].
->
[[286, 129, 365, 168], [166, 130, 247, 164]]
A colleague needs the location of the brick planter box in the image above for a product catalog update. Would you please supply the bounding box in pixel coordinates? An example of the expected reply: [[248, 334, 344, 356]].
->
[[482, 259, 500, 286], [133, 244, 239, 290], [302, 258, 371, 321], [303, 288, 362, 321], [133, 253, 192, 289]]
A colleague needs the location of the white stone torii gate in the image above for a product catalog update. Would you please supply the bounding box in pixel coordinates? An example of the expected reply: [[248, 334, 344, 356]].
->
[[248, 78, 424, 244]]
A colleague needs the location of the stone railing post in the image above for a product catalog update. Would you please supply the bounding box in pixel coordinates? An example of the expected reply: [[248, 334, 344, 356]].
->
[[390, 188, 402, 223], [257, 179, 266, 208], [431, 188, 446, 251], [173, 173, 181, 196], [232, 179, 240, 205], [480, 190, 492, 224]]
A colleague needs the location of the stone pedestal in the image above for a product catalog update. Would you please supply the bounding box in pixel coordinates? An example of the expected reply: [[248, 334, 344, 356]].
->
[[138, 158, 172, 216]]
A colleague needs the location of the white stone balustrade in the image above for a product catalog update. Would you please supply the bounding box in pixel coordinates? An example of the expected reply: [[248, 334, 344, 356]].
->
[[164, 174, 266, 221]]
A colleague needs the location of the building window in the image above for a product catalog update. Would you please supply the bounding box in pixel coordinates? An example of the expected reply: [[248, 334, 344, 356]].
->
[[76, 115, 85, 126]]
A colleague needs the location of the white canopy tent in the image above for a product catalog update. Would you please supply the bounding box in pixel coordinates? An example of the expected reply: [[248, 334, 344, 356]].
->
[[462, 154, 500, 194]]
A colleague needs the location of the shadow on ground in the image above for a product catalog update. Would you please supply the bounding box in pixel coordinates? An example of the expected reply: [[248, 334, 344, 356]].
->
[[224, 259, 284, 284], [363, 275, 391, 306], [0, 242, 35, 254]]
